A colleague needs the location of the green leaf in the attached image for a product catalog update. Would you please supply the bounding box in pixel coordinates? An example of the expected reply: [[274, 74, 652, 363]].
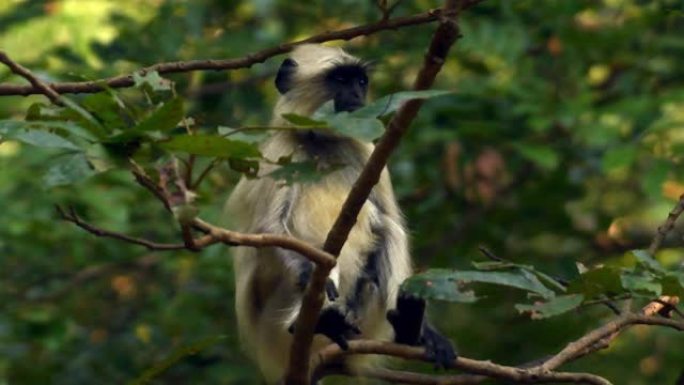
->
[[567, 267, 623, 297], [515, 294, 584, 319], [43, 153, 95, 187], [217, 126, 270, 144], [228, 158, 259, 178], [353, 90, 452, 118], [326, 113, 385, 142], [621, 272, 662, 296], [267, 160, 341, 185], [135, 97, 184, 133], [630, 249, 665, 273], [402, 273, 478, 303], [160, 134, 260, 158], [404, 268, 555, 301], [81, 93, 128, 131], [281, 114, 326, 127], [25, 103, 106, 139], [472, 260, 566, 292], [133, 71, 173, 92], [512, 143, 559, 171], [661, 273, 684, 297], [7, 128, 80, 150], [602, 144, 637, 172]]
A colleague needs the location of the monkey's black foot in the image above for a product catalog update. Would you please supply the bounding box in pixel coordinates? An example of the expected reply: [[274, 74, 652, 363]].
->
[[388, 292, 457, 369], [387, 292, 425, 345], [422, 324, 457, 370], [314, 306, 360, 350]]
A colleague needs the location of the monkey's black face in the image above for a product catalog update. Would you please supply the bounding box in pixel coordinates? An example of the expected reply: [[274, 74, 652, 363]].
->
[[325, 65, 369, 113]]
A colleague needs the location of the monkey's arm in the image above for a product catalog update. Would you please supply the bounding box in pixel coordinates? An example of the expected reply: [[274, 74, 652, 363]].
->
[[387, 292, 457, 369]]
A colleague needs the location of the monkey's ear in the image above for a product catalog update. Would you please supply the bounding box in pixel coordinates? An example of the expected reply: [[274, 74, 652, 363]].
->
[[275, 58, 298, 95]]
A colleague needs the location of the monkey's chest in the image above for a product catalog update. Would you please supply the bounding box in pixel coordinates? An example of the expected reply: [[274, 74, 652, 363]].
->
[[289, 179, 377, 288]]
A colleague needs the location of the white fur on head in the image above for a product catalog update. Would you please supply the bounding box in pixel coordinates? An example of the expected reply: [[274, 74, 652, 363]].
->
[[289, 44, 361, 82], [271, 44, 365, 124]]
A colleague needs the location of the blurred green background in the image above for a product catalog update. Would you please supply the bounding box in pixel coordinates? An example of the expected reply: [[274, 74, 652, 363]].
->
[[1, 0, 684, 384]]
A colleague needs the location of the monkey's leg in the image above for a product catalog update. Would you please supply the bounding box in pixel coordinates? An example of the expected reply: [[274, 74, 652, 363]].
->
[[387, 292, 457, 369]]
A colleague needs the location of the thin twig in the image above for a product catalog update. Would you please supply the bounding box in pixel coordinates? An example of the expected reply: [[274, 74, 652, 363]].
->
[[192, 218, 336, 269], [0, 8, 460, 97], [540, 312, 684, 372], [56, 205, 202, 250], [648, 192, 684, 255], [0, 50, 63, 104], [641, 193, 684, 322], [284, 1, 475, 384]]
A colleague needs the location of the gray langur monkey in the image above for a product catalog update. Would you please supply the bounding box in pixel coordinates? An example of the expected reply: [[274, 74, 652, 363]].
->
[[226, 44, 455, 384]]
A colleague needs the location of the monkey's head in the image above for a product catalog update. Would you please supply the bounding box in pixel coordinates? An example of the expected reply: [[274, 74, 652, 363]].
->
[[274, 44, 371, 114]]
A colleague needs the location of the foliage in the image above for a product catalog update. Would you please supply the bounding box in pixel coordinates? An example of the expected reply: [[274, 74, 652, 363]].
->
[[1, 1, 684, 384]]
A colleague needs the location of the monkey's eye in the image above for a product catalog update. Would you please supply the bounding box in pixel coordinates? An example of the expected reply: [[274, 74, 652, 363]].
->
[[358, 78, 368, 86], [334, 75, 348, 83]]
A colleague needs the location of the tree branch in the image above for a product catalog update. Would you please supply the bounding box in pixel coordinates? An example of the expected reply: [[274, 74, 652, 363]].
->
[[648, 192, 684, 255], [0, 50, 63, 104], [57, 204, 336, 268], [0, 7, 462, 97], [540, 312, 684, 372], [314, 340, 613, 385], [56, 205, 204, 250], [284, 1, 477, 384], [191, 218, 336, 269]]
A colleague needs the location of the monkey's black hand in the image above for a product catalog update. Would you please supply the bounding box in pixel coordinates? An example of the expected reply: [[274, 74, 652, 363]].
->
[[314, 306, 360, 350], [387, 292, 425, 345], [387, 292, 457, 370]]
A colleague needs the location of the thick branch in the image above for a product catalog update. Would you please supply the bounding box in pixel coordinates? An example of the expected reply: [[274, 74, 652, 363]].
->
[[284, 2, 475, 385], [314, 340, 612, 385], [0, 8, 458, 97], [0, 50, 63, 104], [327, 367, 487, 385]]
